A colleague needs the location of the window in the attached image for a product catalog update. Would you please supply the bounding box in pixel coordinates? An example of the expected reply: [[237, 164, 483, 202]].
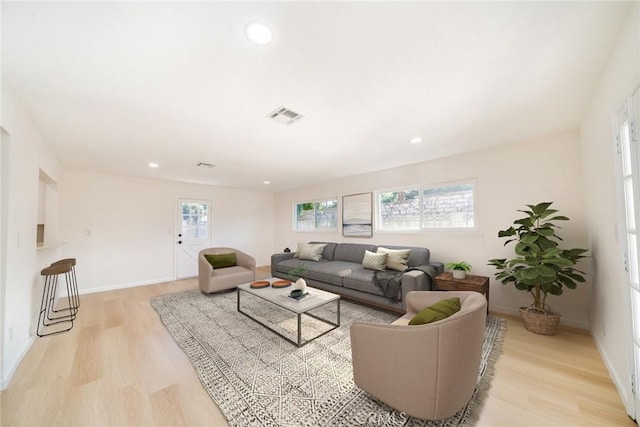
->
[[181, 201, 209, 239], [422, 183, 475, 229], [378, 189, 420, 230], [294, 198, 338, 231], [377, 181, 476, 231]]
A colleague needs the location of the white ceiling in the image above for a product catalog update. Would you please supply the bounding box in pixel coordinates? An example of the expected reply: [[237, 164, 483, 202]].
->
[[2, 1, 633, 192]]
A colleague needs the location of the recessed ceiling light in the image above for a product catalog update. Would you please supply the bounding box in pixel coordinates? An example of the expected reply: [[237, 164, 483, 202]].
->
[[263, 181, 271, 185], [410, 137, 423, 144], [245, 21, 273, 45], [148, 162, 159, 168]]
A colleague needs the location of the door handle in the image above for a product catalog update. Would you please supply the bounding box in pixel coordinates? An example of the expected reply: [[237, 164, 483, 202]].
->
[[178, 233, 182, 237], [178, 241, 182, 244]]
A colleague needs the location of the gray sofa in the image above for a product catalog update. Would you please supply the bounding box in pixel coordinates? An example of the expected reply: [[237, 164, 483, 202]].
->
[[271, 242, 444, 313]]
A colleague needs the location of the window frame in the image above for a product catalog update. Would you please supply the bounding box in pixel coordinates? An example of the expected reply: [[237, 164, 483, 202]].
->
[[375, 179, 478, 233], [293, 197, 338, 232]]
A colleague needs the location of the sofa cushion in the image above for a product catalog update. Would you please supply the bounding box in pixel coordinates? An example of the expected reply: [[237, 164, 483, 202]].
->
[[377, 247, 411, 271], [342, 266, 385, 297], [204, 252, 237, 269], [304, 261, 355, 286], [334, 243, 377, 264], [409, 297, 461, 325], [298, 243, 327, 261], [275, 259, 349, 286], [362, 250, 388, 271]]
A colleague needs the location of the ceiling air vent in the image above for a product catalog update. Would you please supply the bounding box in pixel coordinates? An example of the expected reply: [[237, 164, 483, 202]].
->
[[267, 106, 304, 125], [196, 162, 215, 168]]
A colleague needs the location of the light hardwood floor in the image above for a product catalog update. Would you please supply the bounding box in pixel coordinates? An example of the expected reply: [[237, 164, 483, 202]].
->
[[0, 269, 634, 426]]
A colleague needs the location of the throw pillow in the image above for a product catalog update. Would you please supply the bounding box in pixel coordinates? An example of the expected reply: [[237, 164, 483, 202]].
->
[[298, 243, 327, 261], [362, 250, 389, 271], [204, 252, 237, 269], [377, 247, 412, 271], [293, 242, 304, 258], [408, 297, 461, 325]]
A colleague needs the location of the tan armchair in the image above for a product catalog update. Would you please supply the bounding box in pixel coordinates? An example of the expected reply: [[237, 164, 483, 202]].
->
[[198, 247, 256, 293], [350, 291, 487, 420]]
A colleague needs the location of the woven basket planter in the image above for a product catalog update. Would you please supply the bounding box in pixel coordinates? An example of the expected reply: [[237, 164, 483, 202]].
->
[[519, 307, 560, 336]]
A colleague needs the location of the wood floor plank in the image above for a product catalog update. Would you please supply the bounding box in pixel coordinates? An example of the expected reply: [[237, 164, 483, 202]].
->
[[0, 268, 633, 426]]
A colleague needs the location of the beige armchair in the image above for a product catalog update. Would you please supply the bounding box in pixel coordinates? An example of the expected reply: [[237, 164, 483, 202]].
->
[[350, 291, 487, 420], [198, 247, 256, 293]]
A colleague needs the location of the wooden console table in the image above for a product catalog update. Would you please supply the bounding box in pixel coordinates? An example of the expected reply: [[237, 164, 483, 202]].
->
[[434, 272, 490, 313]]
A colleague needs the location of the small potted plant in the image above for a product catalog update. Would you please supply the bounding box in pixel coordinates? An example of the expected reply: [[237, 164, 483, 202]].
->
[[446, 261, 472, 279], [287, 263, 308, 293], [488, 202, 587, 335]]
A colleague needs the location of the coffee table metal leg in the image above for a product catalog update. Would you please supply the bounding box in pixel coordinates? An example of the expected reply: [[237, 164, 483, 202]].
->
[[337, 299, 341, 326], [297, 314, 302, 347]]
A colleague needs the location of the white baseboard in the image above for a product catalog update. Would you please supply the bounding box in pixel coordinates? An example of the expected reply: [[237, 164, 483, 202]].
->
[[592, 333, 635, 418], [1, 336, 35, 390], [76, 276, 177, 296], [490, 304, 589, 330]]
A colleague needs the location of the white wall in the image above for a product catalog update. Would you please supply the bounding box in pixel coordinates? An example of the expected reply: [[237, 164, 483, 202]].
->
[[274, 130, 590, 327], [1, 82, 63, 389], [581, 4, 640, 417], [60, 171, 274, 294]]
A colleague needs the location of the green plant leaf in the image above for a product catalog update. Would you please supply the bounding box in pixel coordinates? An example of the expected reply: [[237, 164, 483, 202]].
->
[[498, 227, 516, 237], [514, 218, 534, 227], [539, 209, 558, 219], [564, 272, 586, 282], [536, 227, 555, 237], [532, 202, 554, 215], [519, 269, 539, 280], [563, 248, 588, 259], [541, 257, 573, 267], [557, 275, 575, 288], [547, 215, 569, 221], [564, 280, 577, 289], [548, 284, 563, 295], [536, 265, 557, 278], [514, 242, 529, 255], [537, 238, 559, 251], [521, 233, 539, 244]]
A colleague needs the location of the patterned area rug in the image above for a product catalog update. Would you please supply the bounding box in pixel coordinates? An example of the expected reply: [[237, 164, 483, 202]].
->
[[151, 289, 505, 427]]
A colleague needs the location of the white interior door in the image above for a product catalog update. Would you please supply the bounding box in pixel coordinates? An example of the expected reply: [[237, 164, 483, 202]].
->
[[176, 199, 211, 279], [616, 89, 640, 420]]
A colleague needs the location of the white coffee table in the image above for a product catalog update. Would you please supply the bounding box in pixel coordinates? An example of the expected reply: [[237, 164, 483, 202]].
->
[[237, 278, 341, 347]]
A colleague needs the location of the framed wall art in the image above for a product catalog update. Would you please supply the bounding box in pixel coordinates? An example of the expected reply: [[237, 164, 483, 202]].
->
[[342, 192, 373, 237]]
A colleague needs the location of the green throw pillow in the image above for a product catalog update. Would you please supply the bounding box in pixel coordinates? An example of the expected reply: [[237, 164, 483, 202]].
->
[[204, 253, 237, 269], [408, 297, 461, 325]]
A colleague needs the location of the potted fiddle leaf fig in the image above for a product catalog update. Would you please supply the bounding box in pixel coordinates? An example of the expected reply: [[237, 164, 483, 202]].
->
[[488, 202, 587, 335], [446, 261, 472, 279]]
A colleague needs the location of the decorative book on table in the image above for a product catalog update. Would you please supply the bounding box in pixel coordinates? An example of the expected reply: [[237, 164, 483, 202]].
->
[[283, 291, 317, 302]]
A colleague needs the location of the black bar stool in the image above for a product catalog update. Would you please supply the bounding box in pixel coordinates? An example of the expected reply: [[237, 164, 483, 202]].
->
[[50, 258, 79, 313], [37, 262, 75, 337]]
